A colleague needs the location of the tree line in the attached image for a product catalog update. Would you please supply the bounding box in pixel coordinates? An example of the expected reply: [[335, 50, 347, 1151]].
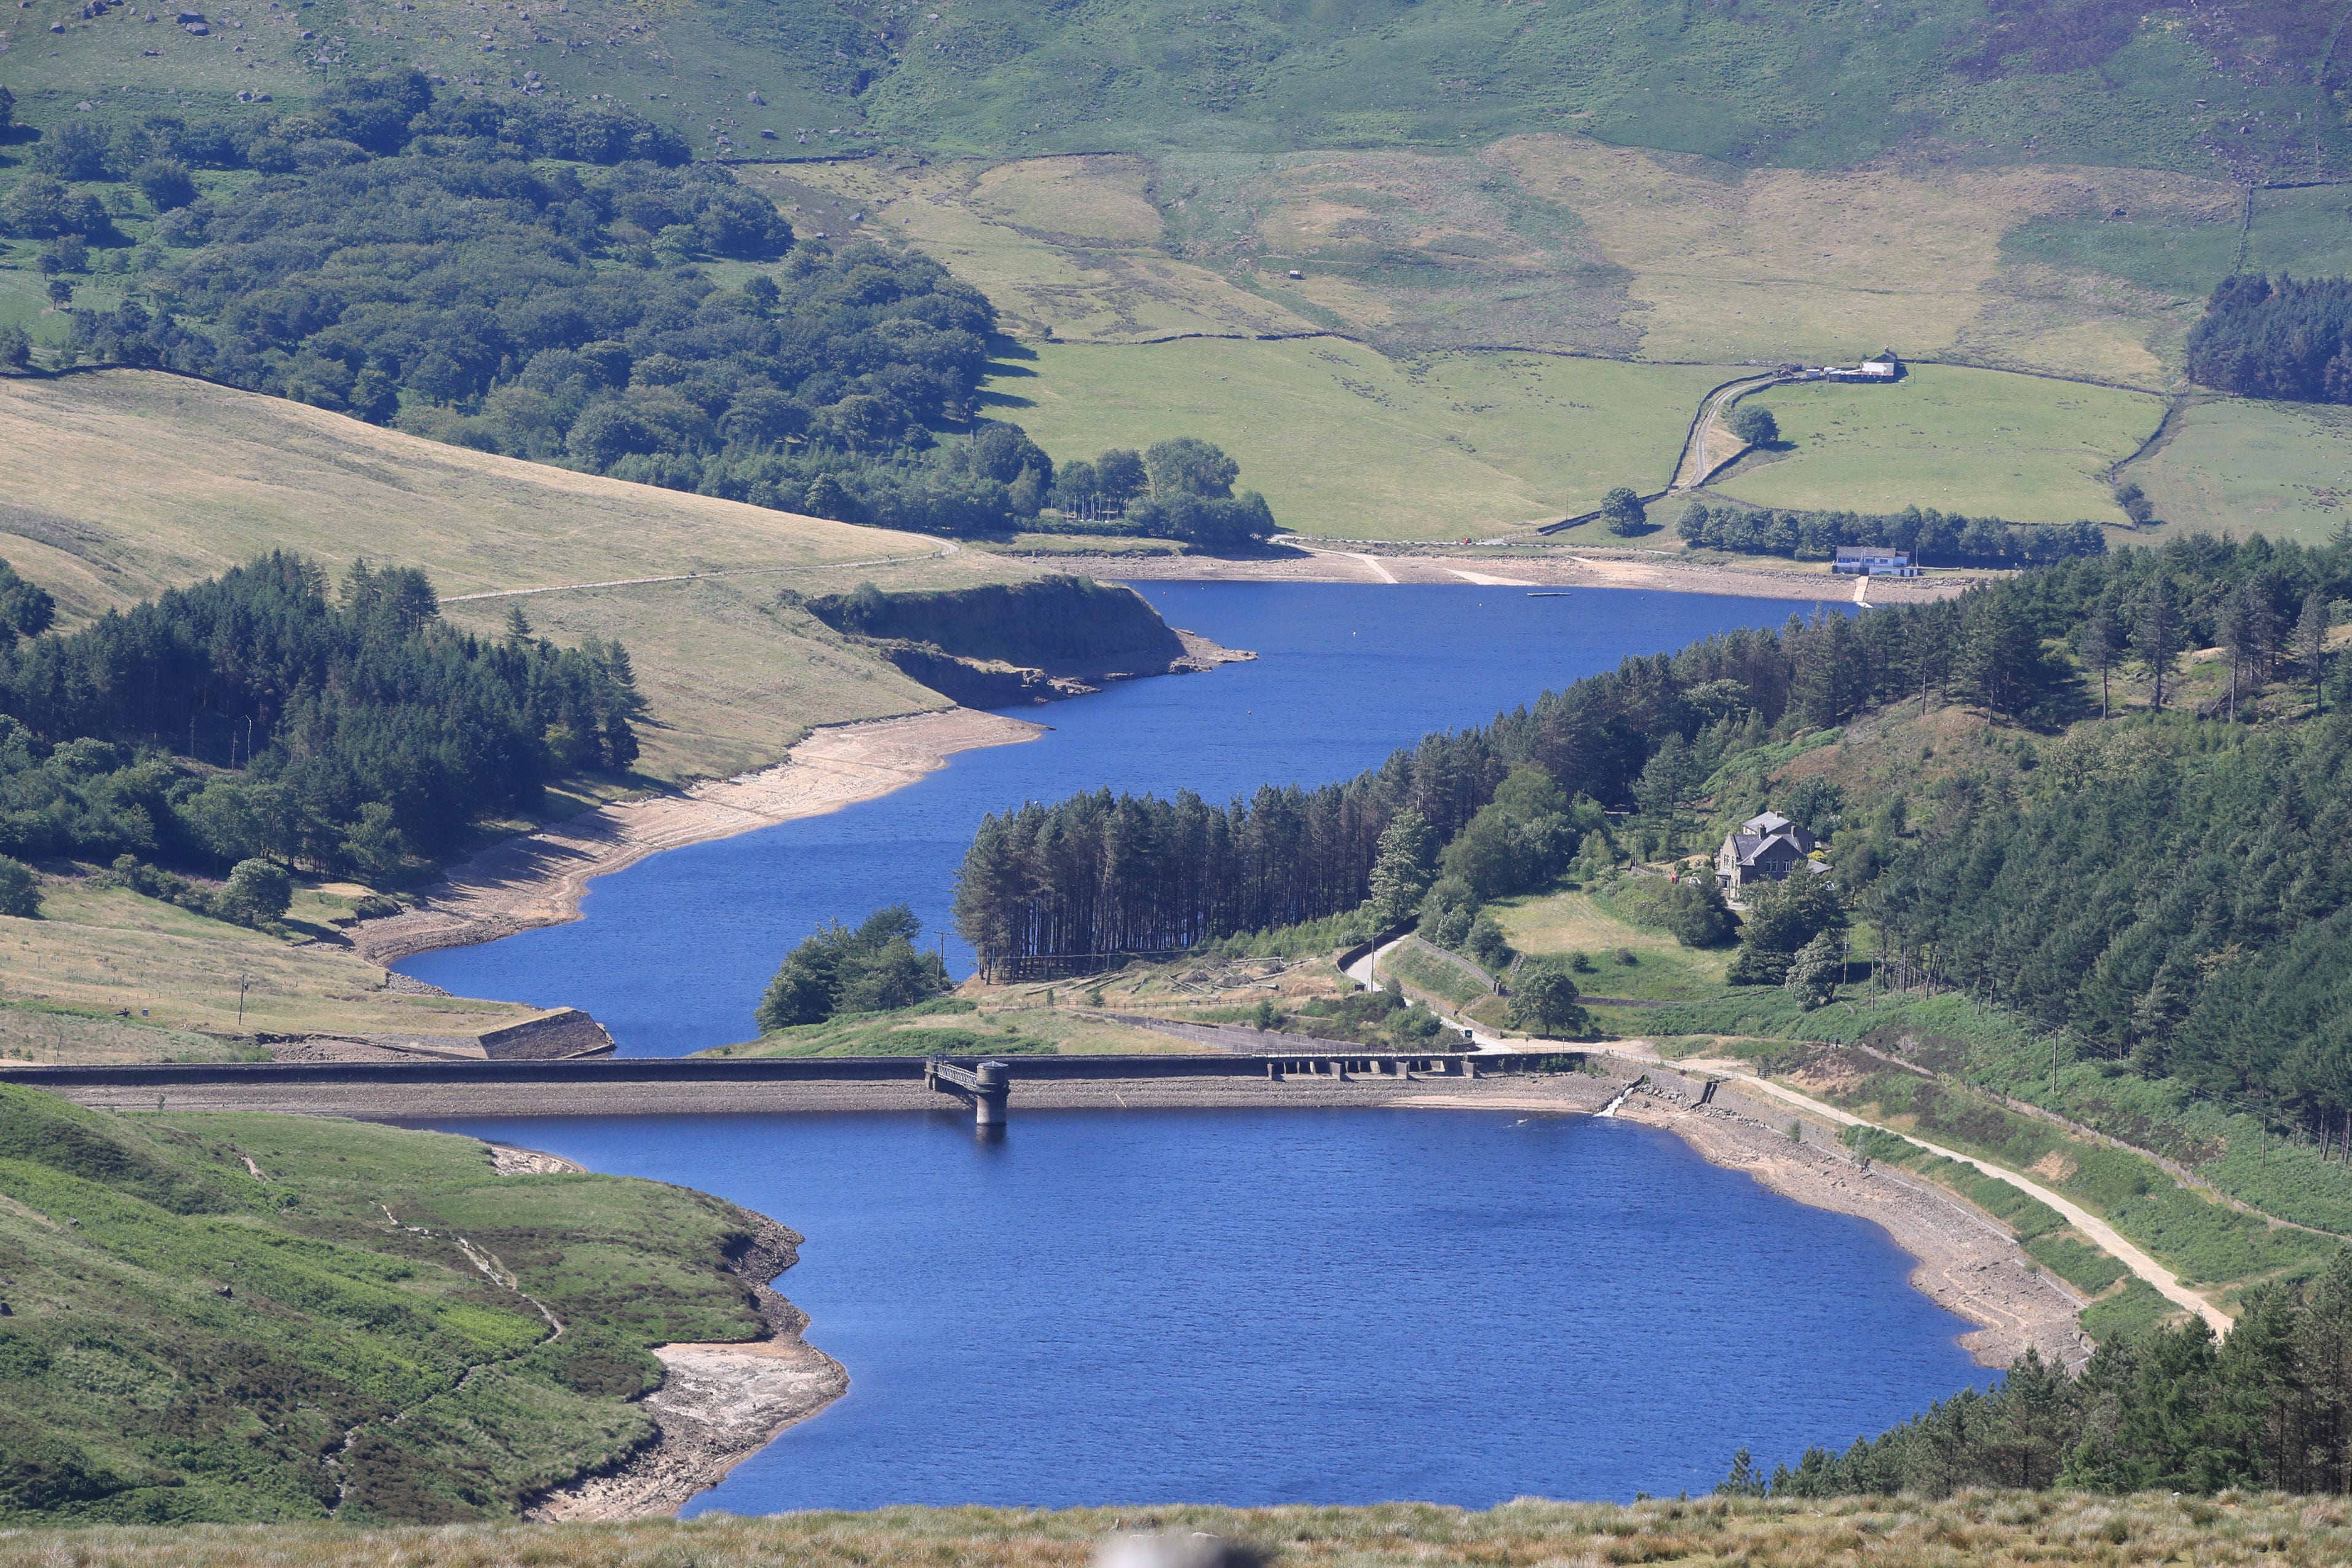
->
[[948, 560, 2051, 973], [2187, 272, 2352, 403], [17, 72, 1276, 547], [1738, 1249, 2352, 1497], [954, 533, 2352, 1103], [1677, 501, 2110, 568], [0, 553, 642, 877]]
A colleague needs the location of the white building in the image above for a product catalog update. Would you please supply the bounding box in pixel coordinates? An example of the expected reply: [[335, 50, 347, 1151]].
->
[[1832, 546, 1918, 577]]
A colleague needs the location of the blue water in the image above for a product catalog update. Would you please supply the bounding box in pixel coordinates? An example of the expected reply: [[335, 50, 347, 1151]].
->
[[400, 584, 1821, 1054], [426, 1107, 1986, 1510]]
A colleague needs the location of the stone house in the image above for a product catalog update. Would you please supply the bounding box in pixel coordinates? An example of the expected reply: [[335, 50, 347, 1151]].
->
[[1716, 810, 1818, 889]]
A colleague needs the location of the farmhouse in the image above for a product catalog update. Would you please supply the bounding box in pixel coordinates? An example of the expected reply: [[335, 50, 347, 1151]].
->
[[1809, 349, 1905, 384], [1716, 810, 1818, 889], [1832, 545, 1918, 577]]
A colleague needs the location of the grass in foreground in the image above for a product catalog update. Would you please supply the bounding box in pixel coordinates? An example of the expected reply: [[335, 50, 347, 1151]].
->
[[3, 1492, 2351, 1566], [0, 1085, 779, 1524]]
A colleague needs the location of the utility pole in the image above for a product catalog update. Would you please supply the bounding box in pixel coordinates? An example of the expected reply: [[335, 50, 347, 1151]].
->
[[236, 970, 251, 1028]]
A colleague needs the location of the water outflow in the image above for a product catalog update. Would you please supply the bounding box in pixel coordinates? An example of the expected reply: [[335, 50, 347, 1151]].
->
[[1596, 1086, 1636, 1118]]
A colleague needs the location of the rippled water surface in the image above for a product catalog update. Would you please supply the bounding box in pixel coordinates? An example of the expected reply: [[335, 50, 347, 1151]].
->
[[399, 584, 1830, 1053], [426, 1107, 1986, 1511]]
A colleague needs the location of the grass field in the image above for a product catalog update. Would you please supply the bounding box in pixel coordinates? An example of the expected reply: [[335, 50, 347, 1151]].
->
[[0, 0, 876, 164], [7, 1491, 2351, 1566], [2126, 398, 2352, 548], [1379, 942, 1492, 1012], [782, 143, 2266, 387], [1708, 366, 2164, 524], [1491, 885, 1731, 1004], [0, 371, 1039, 782], [0, 1085, 785, 1523], [741, 160, 1317, 346], [996, 339, 1722, 539], [0, 1000, 262, 1066], [707, 996, 1186, 1057], [0, 882, 547, 1042]]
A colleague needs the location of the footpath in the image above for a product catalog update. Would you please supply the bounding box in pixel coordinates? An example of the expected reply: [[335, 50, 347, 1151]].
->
[[1358, 939, 2233, 1337]]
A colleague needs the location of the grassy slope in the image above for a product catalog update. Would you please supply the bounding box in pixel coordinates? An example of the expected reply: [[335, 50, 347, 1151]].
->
[[2127, 398, 2352, 548], [0, 1083, 783, 1524], [1495, 887, 1730, 1002], [0, 370, 1037, 783], [844, 0, 2342, 178], [997, 338, 1722, 539], [708, 995, 1189, 1057], [11, 0, 2346, 178], [1711, 366, 2166, 524], [0, 884, 546, 1043], [15, 2, 2352, 548], [2, 1491, 2347, 1566], [1, 0, 871, 164], [1574, 689, 2352, 1326]]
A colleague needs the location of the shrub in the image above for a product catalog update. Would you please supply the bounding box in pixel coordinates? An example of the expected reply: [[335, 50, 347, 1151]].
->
[[756, 905, 952, 1029], [216, 858, 293, 926], [1728, 403, 1779, 446], [1601, 486, 1648, 536], [0, 855, 40, 918], [1508, 964, 1588, 1037], [132, 158, 197, 211]]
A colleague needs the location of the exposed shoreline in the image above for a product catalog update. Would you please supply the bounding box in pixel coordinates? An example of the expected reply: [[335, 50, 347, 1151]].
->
[[1023, 547, 1976, 604], [350, 707, 1048, 967], [528, 1213, 848, 1522], [113, 1066, 2087, 1382], [1606, 1091, 2091, 1372]]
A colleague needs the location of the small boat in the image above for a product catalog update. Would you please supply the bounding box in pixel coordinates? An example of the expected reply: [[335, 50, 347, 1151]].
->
[[1526, 591, 1572, 598]]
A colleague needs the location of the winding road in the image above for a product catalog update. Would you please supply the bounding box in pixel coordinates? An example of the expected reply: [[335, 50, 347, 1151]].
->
[[1671, 374, 1786, 491]]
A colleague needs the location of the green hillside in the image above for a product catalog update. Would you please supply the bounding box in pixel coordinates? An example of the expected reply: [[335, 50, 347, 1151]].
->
[[0, 1083, 791, 1524], [9, 0, 2348, 178], [12, 0, 2352, 541]]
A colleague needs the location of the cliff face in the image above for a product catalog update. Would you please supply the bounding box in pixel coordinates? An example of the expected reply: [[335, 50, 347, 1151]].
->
[[804, 576, 1247, 704]]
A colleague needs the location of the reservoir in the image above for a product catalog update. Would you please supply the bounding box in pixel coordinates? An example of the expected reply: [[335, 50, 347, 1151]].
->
[[400, 584, 1831, 1053], [408, 582, 1981, 1513], [427, 1105, 1987, 1510]]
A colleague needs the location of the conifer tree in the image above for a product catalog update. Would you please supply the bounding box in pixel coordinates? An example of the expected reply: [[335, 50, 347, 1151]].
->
[[1365, 807, 1437, 927], [1783, 930, 1842, 1009], [2137, 576, 2185, 711], [2299, 590, 2329, 715]]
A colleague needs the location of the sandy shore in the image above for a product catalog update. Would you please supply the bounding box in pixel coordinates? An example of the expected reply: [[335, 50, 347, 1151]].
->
[[529, 1215, 848, 1522], [1609, 1090, 2091, 1372], [1023, 548, 1976, 606], [352, 708, 1045, 965]]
